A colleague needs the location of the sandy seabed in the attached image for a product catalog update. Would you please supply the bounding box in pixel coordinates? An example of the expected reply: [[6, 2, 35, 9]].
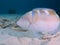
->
[[0, 14, 60, 45]]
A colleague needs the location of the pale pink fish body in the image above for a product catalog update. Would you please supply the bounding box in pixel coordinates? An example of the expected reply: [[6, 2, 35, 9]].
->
[[17, 8, 60, 34]]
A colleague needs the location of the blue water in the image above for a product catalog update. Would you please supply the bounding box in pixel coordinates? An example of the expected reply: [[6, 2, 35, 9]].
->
[[0, 0, 59, 15]]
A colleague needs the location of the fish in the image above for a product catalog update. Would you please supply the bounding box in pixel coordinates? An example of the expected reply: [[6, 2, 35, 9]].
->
[[16, 8, 60, 38]]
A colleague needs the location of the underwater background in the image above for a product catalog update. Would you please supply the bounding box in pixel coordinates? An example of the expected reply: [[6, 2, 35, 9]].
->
[[0, 0, 59, 37], [0, 0, 60, 15], [0, 0, 60, 45]]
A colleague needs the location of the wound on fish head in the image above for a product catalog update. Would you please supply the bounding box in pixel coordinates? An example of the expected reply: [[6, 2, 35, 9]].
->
[[32, 10, 35, 17], [31, 10, 41, 24]]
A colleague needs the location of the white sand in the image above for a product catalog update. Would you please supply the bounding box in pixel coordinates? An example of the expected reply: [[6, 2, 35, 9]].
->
[[0, 14, 60, 45]]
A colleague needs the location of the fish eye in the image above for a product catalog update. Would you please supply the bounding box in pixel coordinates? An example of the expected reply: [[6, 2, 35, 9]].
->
[[40, 9, 45, 14], [39, 9, 48, 15]]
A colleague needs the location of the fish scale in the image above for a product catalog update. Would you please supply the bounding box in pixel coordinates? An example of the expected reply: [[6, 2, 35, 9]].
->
[[17, 8, 60, 37]]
